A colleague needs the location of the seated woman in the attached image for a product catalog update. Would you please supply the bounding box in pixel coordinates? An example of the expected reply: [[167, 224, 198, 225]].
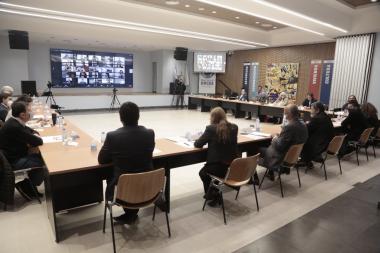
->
[[194, 107, 238, 207], [361, 102, 379, 136], [273, 92, 289, 107], [300, 102, 334, 169]]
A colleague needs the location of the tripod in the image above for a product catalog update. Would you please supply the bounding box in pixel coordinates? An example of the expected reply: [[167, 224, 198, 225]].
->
[[109, 88, 121, 111], [45, 87, 57, 106]]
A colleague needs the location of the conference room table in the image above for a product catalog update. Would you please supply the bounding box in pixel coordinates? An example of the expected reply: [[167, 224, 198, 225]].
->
[[188, 95, 312, 120], [36, 116, 281, 243]]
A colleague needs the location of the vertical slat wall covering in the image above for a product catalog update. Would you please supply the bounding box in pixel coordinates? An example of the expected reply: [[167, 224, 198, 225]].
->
[[330, 33, 376, 109]]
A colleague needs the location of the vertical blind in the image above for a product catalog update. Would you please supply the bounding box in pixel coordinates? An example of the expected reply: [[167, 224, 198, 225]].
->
[[329, 33, 376, 109]]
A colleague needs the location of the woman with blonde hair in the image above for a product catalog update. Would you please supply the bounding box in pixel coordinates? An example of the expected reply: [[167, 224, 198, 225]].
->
[[194, 107, 238, 206]]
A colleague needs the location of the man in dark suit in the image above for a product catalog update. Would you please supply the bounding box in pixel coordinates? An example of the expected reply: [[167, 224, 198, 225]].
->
[[260, 104, 308, 180], [339, 103, 369, 155], [302, 92, 317, 108], [0, 101, 44, 200], [342, 95, 360, 111], [98, 102, 155, 224], [238, 88, 248, 101], [175, 77, 186, 109], [300, 102, 334, 169]]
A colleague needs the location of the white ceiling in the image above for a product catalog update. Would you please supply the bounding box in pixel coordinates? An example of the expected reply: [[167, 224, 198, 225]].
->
[[0, 0, 379, 52]]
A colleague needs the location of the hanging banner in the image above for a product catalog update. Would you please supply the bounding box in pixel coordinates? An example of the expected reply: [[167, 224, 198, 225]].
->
[[242, 63, 250, 92], [198, 73, 216, 94], [249, 62, 260, 101], [320, 60, 334, 105], [308, 60, 323, 100]]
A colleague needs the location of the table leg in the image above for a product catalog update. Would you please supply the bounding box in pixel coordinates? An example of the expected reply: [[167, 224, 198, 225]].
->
[[165, 167, 171, 213]]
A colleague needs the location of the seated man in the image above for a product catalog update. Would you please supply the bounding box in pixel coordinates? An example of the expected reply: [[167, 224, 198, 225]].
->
[[342, 95, 359, 111], [302, 92, 317, 108], [0, 101, 44, 200], [238, 88, 248, 101], [260, 104, 308, 180], [340, 103, 369, 156], [5, 94, 33, 121], [98, 102, 155, 224], [300, 102, 334, 169], [0, 92, 12, 122]]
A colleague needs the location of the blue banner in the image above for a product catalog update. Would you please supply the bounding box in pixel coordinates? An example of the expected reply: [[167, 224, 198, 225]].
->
[[320, 60, 334, 105]]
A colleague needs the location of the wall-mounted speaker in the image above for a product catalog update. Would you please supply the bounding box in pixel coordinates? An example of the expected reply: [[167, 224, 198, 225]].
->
[[8, 30, 29, 50], [174, 47, 188, 61]]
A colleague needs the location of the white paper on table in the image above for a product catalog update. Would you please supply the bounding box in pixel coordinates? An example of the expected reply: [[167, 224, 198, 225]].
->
[[249, 131, 271, 138], [67, 141, 79, 147], [34, 128, 44, 132], [42, 135, 63, 143], [153, 148, 161, 154], [166, 137, 195, 148], [33, 114, 44, 120]]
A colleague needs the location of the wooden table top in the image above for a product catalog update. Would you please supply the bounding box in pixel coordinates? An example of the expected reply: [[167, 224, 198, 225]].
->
[[37, 118, 279, 175]]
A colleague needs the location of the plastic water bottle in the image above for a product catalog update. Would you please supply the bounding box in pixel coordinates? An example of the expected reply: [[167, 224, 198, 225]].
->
[[90, 140, 97, 152], [255, 118, 260, 132], [100, 132, 106, 143], [62, 128, 67, 145]]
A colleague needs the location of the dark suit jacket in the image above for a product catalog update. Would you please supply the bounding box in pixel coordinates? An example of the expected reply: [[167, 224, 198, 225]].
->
[[0, 118, 43, 164], [263, 119, 308, 170], [341, 110, 369, 141], [238, 94, 248, 101], [301, 112, 334, 162], [0, 103, 9, 122], [302, 98, 317, 107], [365, 114, 379, 136], [98, 125, 155, 200], [194, 123, 238, 165]]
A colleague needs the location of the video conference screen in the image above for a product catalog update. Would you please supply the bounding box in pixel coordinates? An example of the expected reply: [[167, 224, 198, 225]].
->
[[193, 51, 226, 73], [50, 48, 133, 88]]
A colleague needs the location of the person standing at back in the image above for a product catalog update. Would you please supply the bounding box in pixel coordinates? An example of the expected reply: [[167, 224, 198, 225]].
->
[[194, 107, 238, 206], [98, 102, 155, 224]]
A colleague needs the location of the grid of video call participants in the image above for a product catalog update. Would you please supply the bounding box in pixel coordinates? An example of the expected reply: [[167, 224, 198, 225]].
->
[[57, 52, 132, 88]]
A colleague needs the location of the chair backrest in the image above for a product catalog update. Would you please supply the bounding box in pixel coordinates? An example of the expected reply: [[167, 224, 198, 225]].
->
[[115, 168, 165, 204], [327, 135, 346, 155], [358, 127, 375, 145], [283, 143, 304, 166], [225, 154, 260, 185]]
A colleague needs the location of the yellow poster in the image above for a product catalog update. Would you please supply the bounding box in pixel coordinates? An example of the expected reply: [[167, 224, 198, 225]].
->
[[265, 63, 299, 100]]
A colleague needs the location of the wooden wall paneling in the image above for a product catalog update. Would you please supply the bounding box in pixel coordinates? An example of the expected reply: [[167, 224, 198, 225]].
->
[[217, 43, 335, 104]]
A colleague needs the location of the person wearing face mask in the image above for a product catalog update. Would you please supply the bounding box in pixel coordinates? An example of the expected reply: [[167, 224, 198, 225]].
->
[[259, 104, 308, 181], [0, 93, 12, 123], [0, 101, 44, 201], [299, 102, 334, 169]]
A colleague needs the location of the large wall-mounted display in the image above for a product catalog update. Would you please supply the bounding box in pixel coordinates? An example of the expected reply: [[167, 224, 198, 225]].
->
[[50, 48, 133, 88], [265, 63, 299, 100], [194, 52, 226, 73]]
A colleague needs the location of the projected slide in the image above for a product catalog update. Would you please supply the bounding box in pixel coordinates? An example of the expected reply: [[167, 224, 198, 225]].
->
[[194, 52, 226, 73], [50, 48, 133, 88]]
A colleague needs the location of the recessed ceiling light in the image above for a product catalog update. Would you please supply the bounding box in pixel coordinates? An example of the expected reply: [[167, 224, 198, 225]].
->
[[212, 10, 216, 14], [251, 0, 347, 33], [255, 21, 260, 24], [185, 4, 190, 7], [273, 26, 277, 29], [198, 7, 205, 11], [0, 2, 268, 47], [235, 16, 240, 19], [371, 0, 377, 2], [165, 1, 179, 5]]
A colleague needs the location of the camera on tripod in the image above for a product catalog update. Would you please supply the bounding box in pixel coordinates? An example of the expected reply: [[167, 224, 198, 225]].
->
[[112, 88, 118, 93]]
